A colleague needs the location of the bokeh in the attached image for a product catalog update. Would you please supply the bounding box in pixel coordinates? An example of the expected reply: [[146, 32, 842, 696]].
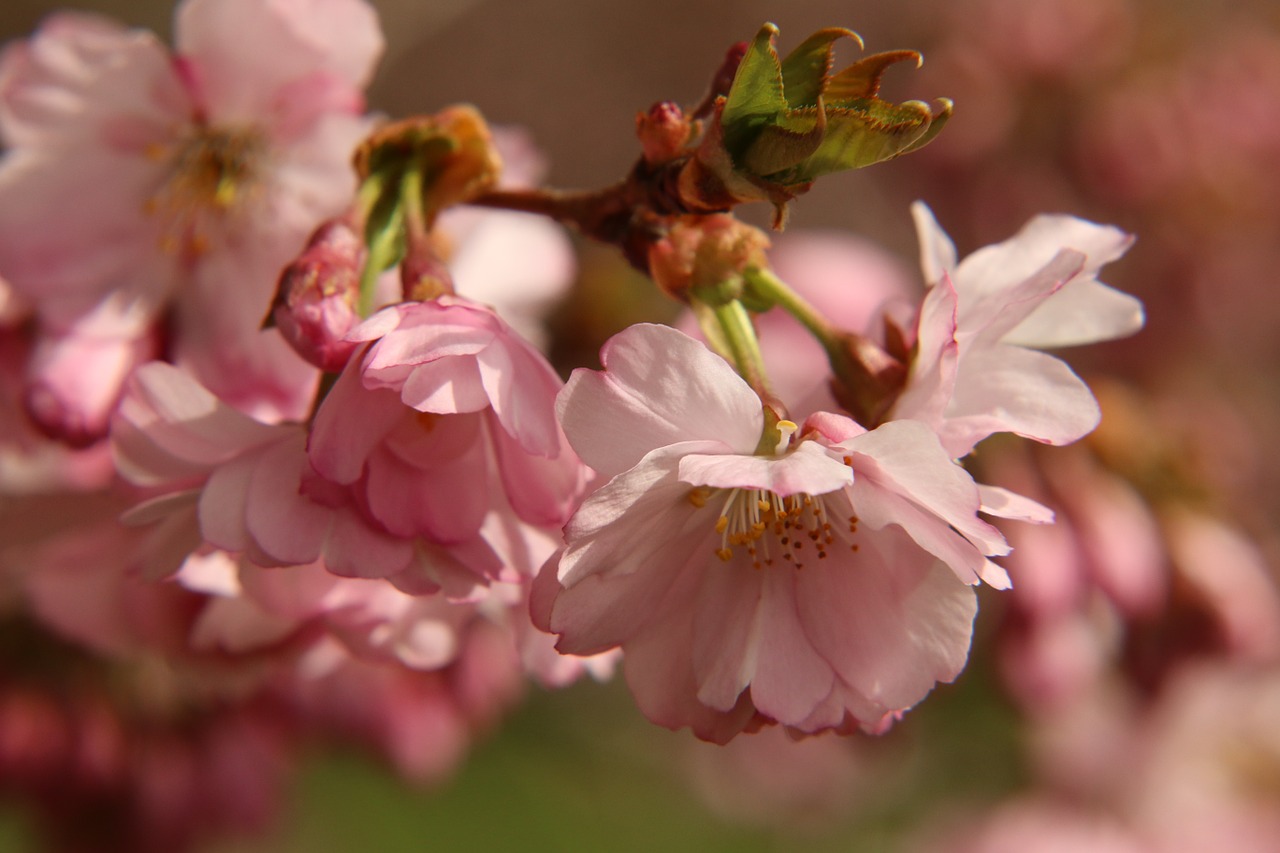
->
[[1, 1, 1278, 850]]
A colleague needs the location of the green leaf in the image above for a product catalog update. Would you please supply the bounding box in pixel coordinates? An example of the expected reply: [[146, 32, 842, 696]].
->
[[767, 100, 936, 183], [777, 27, 862, 109], [826, 50, 922, 103], [719, 23, 787, 156], [900, 98, 954, 154], [740, 108, 824, 175]]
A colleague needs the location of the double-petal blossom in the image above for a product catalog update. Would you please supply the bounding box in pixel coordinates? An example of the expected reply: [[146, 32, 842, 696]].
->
[[540, 323, 1008, 741], [891, 203, 1144, 457], [112, 360, 501, 595], [307, 296, 587, 552]]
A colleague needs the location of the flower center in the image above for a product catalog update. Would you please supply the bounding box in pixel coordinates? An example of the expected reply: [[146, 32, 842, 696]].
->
[[713, 487, 835, 569], [144, 125, 266, 258], [684, 420, 853, 570]]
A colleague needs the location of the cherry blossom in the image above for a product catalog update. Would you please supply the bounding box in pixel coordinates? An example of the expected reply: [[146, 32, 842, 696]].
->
[[891, 203, 1143, 456], [0, 0, 384, 440], [539, 323, 1009, 741], [307, 296, 587, 551]]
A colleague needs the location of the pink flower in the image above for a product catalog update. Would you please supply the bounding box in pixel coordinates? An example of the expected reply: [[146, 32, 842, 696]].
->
[[308, 296, 586, 548], [0, 0, 384, 439], [539, 323, 1010, 741], [892, 203, 1143, 457], [112, 361, 501, 594]]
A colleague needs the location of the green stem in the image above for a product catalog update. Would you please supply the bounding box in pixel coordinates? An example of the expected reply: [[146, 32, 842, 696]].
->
[[399, 156, 429, 242], [707, 298, 772, 398], [743, 266, 839, 353], [354, 164, 410, 317]]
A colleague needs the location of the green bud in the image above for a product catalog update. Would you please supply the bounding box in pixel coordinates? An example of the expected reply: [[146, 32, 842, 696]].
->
[[685, 24, 952, 226]]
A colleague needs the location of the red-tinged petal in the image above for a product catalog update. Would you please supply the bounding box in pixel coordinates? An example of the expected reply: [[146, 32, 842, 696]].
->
[[557, 324, 764, 477]]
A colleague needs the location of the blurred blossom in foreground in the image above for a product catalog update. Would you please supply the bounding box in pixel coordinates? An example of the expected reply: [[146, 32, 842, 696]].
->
[[0, 0, 384, 440]]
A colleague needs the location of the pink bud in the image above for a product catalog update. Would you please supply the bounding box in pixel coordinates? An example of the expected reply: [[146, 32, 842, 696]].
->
[[271, 220, 365, 373], [636, 102, 692, 164]]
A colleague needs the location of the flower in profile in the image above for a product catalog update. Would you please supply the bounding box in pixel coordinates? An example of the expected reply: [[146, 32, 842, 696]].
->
[[0, 0, 384, 440], [538, 323, 1009, 742], [890, 203, 1143, 457]]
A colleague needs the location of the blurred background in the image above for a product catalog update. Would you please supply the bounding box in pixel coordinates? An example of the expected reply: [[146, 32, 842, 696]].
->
[[2, 0, 1279, 850]]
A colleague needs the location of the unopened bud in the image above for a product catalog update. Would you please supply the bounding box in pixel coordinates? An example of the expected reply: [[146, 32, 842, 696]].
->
[[647, 214, 771, 302], [355, 106, 502, 221], [827, 332, 907, 428], [636, 102, 694, 165], [271, 220, 365, 373]]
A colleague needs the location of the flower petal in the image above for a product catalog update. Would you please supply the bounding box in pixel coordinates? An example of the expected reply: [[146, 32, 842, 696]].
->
[[557, 324, 763, 477]]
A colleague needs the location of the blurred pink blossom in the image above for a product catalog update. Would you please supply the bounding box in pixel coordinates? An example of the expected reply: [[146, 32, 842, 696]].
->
[[0, 0, 384, 441]]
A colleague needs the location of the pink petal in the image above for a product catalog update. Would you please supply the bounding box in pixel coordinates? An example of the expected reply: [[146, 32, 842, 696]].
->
[[944, 345, 1101, 456], [845, 420, 1008, 556], [955, 213, 1133, 308], [243, 433, 330, 565], [488, 413, 583, 528], [475, 332, 564, 457], [677, 441, 851, 496], [979, 485, 1055, 524], [749, 568, 838, 725], [890, 273, 959, 427], [175, 0, 382, 128], [797, 530, 977, 715], [910, 201, 958, 286], [307, 357, 405, 484], [558, 323, 764, 477], [691, 560, 764, 712]]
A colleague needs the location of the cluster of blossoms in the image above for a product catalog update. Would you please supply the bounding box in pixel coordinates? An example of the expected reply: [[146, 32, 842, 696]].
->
[[0, 0, 1189, 848]]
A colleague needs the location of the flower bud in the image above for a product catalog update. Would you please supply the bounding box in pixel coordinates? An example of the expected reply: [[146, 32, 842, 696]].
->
[[270, 220, 365, 373], [647, 214, 771, 303], [826, 332, 907, 428], [636, 102, 694, 165], [678, 25, 952, 227]]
